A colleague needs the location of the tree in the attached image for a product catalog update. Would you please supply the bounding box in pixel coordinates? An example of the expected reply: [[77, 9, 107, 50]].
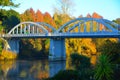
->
[[43, 12, 56, 31], [113, 18, 120, 24], [20, 9, 31, 21], [29, 8, 36, 21], [53, 0, 74, 26], [54, 0, 74, 15], [43, 12, 52, 23], [20, 8, 36, 21], [36, 10, 44, 22], [2, 9, 20, 32], [99, 40, 120, 64], [0, 0, 19, 8]]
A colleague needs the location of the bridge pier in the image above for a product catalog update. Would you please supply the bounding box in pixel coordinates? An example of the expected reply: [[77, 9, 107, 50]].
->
[[6, 39, 20, 54], [49, 38, 66, 61]]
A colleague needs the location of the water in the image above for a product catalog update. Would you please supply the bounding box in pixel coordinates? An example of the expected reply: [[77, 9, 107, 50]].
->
[[0, 60, 66, 80]]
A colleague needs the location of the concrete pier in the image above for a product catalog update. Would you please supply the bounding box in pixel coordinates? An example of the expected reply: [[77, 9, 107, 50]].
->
[[49, 38, 66, 61]]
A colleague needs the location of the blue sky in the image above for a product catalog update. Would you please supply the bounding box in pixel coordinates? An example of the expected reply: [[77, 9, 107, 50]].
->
[[13, 0, 120, 20]]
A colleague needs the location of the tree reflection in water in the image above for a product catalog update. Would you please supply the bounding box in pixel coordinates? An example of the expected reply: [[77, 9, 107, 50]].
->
[[0, 59, 66, 80]]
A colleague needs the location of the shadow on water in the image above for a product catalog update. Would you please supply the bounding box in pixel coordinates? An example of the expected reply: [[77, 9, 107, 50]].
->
[[0, 59, 66, 80]]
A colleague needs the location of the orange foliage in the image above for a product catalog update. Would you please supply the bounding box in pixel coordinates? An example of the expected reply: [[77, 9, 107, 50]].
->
[[43, 12, 56, 29], [29, 8, 36, 22], [91, 55, 97, 65], [20, 8, 56, 32], [92, 12, 103, 18], [36, 10, 44, 22], [37, 71, 49, 79]]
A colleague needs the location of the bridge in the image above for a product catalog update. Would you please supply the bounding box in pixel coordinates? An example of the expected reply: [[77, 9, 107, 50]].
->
[[0, 18, 120, 60]]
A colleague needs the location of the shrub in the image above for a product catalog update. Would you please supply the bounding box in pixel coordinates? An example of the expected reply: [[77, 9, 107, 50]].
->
[[94, 54, 113, 80], [70, 53, 93, 80], [70, 53, 91, 70], [45, 70, 80, 80]]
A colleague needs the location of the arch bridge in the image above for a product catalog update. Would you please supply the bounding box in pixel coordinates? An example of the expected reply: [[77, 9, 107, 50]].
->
[[1, 18, 120, 60]]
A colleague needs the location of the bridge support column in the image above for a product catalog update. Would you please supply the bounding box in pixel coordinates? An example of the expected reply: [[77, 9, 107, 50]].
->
[[49, 38, 66, 61], [6, 39, 20, 54]]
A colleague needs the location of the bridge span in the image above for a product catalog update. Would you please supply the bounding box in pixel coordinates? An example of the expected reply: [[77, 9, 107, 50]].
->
[[0, 18, 120, 60]]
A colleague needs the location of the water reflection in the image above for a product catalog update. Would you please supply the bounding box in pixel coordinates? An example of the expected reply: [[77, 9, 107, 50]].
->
[[49, 61, 66, 77], [0, 60, 66, 80]]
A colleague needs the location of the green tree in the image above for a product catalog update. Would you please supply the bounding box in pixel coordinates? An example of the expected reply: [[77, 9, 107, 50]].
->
[[0, 0, 19, 8], [99, 40, 120, 64], [94, 54, 113, 80], [0, 0, 19, 21], [113, 18, 120, 24], [0, 9, 7, 21], [2, 9, 20, 32]]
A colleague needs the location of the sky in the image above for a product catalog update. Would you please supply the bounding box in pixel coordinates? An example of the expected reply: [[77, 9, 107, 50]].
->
[[12, 0, 120, 20]]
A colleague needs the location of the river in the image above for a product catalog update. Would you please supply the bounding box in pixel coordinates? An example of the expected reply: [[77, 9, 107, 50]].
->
[[0, 59, 67, 80]]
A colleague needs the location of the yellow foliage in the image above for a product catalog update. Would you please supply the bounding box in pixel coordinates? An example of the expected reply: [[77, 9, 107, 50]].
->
[[0, 60, 15, 76], [91, 55, 97, 65], [109, 38, 118, 42], [65, 38, 97, 65], [0, 49, 17, 60]]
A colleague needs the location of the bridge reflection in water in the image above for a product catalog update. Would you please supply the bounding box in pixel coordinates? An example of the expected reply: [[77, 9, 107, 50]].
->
[[0, 60, 66, 80]]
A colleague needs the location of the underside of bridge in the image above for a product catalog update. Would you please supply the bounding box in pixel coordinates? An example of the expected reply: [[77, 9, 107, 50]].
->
[[6, 38, 66, 60]]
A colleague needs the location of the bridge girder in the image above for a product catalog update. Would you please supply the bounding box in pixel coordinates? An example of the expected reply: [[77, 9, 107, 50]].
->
[[8, 22, 56, 35], [1, 18, 119, 38], [56, 18, 119, 33]]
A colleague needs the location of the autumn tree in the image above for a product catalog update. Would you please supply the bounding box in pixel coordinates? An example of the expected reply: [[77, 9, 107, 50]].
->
[[43, 12, 52, 23], [43, 12, 56, 30], [29, 8, 36, 21], [20, 8, 36, 22], [20, 9, 30, 21], [36, 10, 44, 22]]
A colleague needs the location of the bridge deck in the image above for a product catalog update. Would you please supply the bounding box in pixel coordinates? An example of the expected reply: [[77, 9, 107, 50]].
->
[[1, 32, 120, 38]]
